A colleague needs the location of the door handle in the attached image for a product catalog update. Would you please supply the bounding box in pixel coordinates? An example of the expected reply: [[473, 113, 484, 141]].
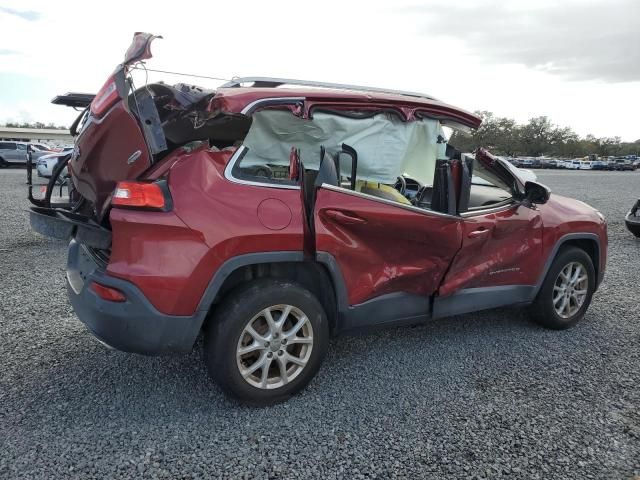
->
[[324, 209, 367, 225], [468, 227, 490, 238]]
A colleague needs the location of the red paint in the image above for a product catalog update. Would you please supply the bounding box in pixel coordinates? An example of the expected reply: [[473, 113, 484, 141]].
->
[[313, 188, 462, 304], [70, 102, 150, 220], [440, 205, 543, 295], [107, 149, 304, 315], [208, 88, 481, 129], [257, 199, 292, 231]]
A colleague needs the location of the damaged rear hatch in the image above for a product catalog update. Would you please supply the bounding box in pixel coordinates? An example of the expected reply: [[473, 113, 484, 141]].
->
[[31, 32, 250, 248], [68, 32, 250, 221]]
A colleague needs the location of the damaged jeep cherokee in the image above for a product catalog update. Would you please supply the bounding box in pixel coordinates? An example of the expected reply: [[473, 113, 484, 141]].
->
[[30, 33, 607, 405]]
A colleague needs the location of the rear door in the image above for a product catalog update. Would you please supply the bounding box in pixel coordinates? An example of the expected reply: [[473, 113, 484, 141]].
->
[[312, 184, 462, 325]]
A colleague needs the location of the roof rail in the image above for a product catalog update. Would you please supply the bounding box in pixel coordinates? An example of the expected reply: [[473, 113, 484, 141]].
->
[[220, 77, 439, 102]]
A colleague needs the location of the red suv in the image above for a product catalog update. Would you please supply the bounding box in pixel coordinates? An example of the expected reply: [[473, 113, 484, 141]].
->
[[31, 34, 607, 405]]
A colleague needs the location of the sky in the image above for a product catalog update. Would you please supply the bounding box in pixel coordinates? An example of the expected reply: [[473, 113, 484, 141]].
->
[[0, 0, 638, 141]]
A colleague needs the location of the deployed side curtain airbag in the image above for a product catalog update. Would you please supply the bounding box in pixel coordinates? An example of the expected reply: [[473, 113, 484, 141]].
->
[[241, 110, 443, 185]]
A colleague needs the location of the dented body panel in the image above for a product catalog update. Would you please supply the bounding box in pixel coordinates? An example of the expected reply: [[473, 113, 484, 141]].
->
[[313, 187, 462, 305]]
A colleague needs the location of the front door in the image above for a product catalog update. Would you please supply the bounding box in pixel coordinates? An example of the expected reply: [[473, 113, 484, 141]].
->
[[435, 149, 544, 317], [439, 203, 543, 296]]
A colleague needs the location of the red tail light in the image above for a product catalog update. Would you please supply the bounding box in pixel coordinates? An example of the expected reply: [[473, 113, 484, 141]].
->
[[90, 75, 120, 117], [112, 181, 170, 210], [90, 282, 126, 302]]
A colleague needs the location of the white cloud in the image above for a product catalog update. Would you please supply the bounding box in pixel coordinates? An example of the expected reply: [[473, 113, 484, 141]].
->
[[0, 0, 638, 140]]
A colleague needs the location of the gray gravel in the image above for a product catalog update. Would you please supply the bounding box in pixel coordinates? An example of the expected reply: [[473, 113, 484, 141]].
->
[[1, 168, 639, 479]]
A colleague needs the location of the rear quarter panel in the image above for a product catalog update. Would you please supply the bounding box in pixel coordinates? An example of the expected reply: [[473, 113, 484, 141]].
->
[[108, 149, 304, 316]]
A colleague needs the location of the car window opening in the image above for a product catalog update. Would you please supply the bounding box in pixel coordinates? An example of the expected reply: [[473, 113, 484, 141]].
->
[[233, 108, 463, 213]]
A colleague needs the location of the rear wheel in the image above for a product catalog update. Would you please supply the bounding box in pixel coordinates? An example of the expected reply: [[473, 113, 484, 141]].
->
[[0, 157, 7, 168], [529, 247, 595, 329], [204, 279, 329, 405]]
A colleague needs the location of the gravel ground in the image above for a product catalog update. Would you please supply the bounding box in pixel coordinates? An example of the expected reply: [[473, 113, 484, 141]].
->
[[1, 168, 639, 479]]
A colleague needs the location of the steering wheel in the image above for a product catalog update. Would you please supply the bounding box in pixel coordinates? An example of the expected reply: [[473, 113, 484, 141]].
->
[[394, 176, 407, 196]]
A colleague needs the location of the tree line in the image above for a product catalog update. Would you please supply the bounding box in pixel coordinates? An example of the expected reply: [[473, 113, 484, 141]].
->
[[450, 111, 640, 158], [2, 122, 68, 130]]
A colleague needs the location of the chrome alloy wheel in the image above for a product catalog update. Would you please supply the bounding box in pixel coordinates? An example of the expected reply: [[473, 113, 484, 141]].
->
[[553, 262, 588, 319], [236, 305, 314, 389]]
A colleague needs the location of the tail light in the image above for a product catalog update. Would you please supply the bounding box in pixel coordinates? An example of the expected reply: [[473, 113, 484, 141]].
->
[[90, 75, 120, 118], [112, 180, 172, 210]]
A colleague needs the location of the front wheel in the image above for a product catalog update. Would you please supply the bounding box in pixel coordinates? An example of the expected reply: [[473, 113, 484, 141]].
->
[[529, 247, 596, 330], [204, 279, 329, 405]]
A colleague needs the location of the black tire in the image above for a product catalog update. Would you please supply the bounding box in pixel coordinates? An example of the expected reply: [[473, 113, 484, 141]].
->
[[529, 247, 596, 330], [204, 279, 329, 406], [0, 157, 7, 168]]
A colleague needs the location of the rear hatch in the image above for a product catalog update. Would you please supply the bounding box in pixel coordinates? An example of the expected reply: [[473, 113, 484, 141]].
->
[[69, 32, 231, 221], [69, 33, 165, 220]]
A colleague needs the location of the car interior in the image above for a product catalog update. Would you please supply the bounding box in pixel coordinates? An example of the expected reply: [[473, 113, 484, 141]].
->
[[234, 108, 515, 214]]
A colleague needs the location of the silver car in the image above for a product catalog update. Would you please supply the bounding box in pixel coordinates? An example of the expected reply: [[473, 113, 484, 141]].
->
[[0, 141, 53, 166]]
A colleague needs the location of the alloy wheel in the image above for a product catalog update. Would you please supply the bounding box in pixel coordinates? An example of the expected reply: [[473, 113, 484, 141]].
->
[[236, 304, 314, 389], [553, 262, 588, 319]]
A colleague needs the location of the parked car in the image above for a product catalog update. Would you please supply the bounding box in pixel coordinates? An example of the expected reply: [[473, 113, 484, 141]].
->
[[579, 161, 593, 170], [564, 160, 582, 170], [612, 158, 635, 171], [0, 141, 52, 166], [626, 200, 640, 237], [591, 160, 608, 170], [0, 141, 28, 166], [516, 157, 535, 168], [30, 33, 608, 405], [36, 149, 73, 178]]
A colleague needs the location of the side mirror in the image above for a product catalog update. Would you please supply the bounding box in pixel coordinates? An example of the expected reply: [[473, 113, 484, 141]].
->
[[524, 181, 550, 205]]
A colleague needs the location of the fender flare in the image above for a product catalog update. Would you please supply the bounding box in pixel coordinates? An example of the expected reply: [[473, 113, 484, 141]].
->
[[195, 251, 306, 312], [532, 232, 602, 298]]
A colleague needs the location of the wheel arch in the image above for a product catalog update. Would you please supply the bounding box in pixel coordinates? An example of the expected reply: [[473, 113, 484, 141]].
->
[[535, 233, 602, 297], [198, 252, 339, 334]]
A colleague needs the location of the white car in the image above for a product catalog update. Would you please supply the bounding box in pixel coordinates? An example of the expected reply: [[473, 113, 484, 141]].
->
[[36, 149, 72, 179]]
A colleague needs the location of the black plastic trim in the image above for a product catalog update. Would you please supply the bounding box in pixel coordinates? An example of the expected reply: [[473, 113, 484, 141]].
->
[[533, 232, 602, 294], [339, 292, 430, 333], [30, 207, 112, 249], [195, 251, 306, 312], [433, 285, 536, 319]]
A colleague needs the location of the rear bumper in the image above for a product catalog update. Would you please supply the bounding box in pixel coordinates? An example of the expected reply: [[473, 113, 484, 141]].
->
[[30, 206, 112, 250], [66, 240, 205, 355]]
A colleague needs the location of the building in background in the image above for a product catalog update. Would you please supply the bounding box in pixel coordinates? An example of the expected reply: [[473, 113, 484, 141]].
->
[[0, 127, 73, 147]]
